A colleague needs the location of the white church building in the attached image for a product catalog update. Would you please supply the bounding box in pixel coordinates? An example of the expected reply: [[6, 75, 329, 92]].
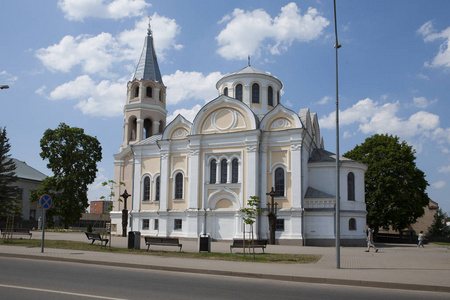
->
[[110, 23, 367, 246]]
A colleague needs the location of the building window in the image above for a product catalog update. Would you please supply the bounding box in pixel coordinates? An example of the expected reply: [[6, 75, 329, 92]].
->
[[154, 219, 159, 230], [277, 91, 280, 105], [276, 219, 285, 231], [174, 219, 182, 230], [159, 90, 163, 102], [175, 173, 183, 199], [235, 84, 243, 101], [143, 176, 150, 202], [268, 86, 273, 106], [17, 188, 23, 201], [220, 159, 227, 184], [231, 158, 239, 183], [155, 176, 160, 201], [349, 218, 356, 231], [274, 167, 285, 197], [347, 172, 355, 201], [223, 87, 228, 96], [146, 86, 152, 98], [142, 219, 149, 230], [143, 118, 152, 139], [134, 86, 139, 98], [251, 83, 260, 103], [210, 159, 217, 184]]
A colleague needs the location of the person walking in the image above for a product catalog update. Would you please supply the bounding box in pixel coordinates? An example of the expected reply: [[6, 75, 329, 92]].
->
[[365, 225, 378, 252], [417, 231, 425, 248]]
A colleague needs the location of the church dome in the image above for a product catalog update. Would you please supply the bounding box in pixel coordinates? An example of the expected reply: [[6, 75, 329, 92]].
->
[[216, 65, 283, 117]]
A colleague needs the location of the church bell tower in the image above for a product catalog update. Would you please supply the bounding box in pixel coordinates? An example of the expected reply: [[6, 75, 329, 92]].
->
[[121, 17, 167, 150]]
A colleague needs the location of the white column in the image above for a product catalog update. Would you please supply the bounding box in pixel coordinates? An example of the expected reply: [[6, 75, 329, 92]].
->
[[132, 155, 142, 212], [153, 121, 160, 135], [246, 143, 259, 198], [136, 119, 144, 141], [154, 87, 161, 101], [159, 144, 170, 212], [187, 143, 200, 209], [227, 159, 232, 183], [291, 142, 302, 208]]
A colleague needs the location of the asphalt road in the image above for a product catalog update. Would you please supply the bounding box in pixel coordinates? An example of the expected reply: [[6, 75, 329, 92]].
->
[[0, 257, 448, 300]]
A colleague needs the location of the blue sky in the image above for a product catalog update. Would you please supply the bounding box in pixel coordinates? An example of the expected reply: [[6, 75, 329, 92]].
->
[[1, 1, 449, 214]]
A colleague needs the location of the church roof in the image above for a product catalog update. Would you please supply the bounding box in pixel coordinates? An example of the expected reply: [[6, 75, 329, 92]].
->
[[229, 65, 270, 76], [133, 133, 162, 146], [304, 186, 335, 198], [308, 148, 354, 163], [132, 21, 163, 84], [12, 158, 48, 182]]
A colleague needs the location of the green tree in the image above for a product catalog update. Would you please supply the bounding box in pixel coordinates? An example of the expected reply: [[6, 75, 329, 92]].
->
[[428, 208, 450, 237], [240, 196, 263, 258], [0, 127, 20, 219], [344, 134, 429, 234], [31, 123, 102, 228]]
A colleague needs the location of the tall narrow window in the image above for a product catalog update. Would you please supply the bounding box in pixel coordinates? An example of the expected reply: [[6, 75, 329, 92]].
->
[[143, 176, 150, 202], [159, 90, 163, 102], [235, 84, 243, 101], [277, 91, 280, 105], [268, 86, 273, 106], [220, 159, 227, 183], [349, 218, 356, 230], [129, 117, 137, 141], [210, 159, 217, 184], [134, 86, 139, 98], [175, 173, 183, 199], [223, 87, 228, 96], [146, 86, 152, 98], [155, 176, 160, 201], [231, 158, 238, 183], [347, 172, 355, 201], [143, 118, 152, 139], [252, 83, 260, 103], [274, 167, 285, 197]]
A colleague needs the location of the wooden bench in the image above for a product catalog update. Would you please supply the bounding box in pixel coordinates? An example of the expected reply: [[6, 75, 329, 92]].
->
[[85, 232, 109, 247], [1, 228, 32, 239], [230, 239, 268, 253], [144, 236, 182, 252]]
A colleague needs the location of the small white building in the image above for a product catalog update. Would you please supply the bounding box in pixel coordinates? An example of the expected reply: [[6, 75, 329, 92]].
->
[[110, 22, 367, 246]]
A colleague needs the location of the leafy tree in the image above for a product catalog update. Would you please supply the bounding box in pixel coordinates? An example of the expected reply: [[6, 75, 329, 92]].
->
[[428, 208, 450, 237], [31, 123, 102, 228], [240, 196, 263, 258], [344, 134, 429, 234], [0, 127, 20, 219]]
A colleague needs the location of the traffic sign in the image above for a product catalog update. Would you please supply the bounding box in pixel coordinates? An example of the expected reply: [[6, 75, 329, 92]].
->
[[39, 194, 52, 210]]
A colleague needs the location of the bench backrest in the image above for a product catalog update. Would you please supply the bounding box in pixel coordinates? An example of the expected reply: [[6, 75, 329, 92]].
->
[[145, 237, 179, 244], [85, 232, 101, 239], [1, 228, 30, 233], [232, 239, 267, 246]]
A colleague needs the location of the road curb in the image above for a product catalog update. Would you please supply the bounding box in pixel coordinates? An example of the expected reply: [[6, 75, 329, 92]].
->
[[3, 252, 449, 293]]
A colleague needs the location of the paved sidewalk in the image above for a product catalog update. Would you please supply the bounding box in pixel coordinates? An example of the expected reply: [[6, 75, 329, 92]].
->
[[1, 232, 449, 293]]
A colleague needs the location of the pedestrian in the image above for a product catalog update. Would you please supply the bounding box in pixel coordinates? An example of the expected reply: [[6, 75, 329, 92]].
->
[[365, 224, 378, 252], [417, 231, 425, 248]]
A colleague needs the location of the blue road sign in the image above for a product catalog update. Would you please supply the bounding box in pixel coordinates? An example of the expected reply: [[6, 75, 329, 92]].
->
[[39, 194, 52, 210]]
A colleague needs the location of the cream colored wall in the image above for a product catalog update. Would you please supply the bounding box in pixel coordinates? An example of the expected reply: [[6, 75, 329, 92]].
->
[[167, 153, 188, 210], [266, 146, 292, 209], [199, 107, 251, 135]]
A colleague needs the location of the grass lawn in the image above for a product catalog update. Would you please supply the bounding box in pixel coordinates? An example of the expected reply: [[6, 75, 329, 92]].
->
[[0, 238, 321, 264]]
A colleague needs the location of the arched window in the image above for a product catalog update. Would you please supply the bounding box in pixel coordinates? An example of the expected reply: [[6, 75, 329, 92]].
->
[[210, 160, 217, 184], [252, 83, 260, 103], [223, 87, 228, 96], [154, 176, 160, 201], [277, 91, 280, 105], [349, 218, 356, 231], [146, 86, 152, 98], [268, 86, 273, 106], [220, 159, 227, 183], [143, 176, 150, 202], [274, 167, 285, 197], [134, 86, 139, 98], [235, 84, 243, 101], [143, 118, 152, 139], [175, 173, 183, 199], [231, 158, 239, 183], [347, 172, 355, 201], [129, 117, 137, 142]]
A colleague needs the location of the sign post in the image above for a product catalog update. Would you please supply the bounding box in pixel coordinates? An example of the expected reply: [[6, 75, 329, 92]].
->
[[39, 194, 52, 253]]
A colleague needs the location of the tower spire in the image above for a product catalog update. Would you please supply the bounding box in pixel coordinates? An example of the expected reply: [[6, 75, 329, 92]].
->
[[147, 15, 152, 36]]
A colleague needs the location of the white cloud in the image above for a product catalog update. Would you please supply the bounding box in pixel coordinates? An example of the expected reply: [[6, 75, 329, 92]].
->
[[0, 70, 18, 85], [318, 96, 331, 105], [432, 181, 446, 189], [438, 165, 450, 174], [216, 2, 329, 60], [47, 75, 127, 117], [118, 14, 183, 62], [87, 168, 111, 202], [412, 96, 437, 109], [163, 71, 223, 105], [167, 104, 202, 124], [35, 85, 47, 96], [36, 14, 182, 75], [319, 98, 450, 153], [418, 21, 450, 68], [58, 0, 149, 21]]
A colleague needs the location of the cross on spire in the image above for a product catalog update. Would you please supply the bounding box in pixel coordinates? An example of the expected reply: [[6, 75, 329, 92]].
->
[[248, 55, 251, 66], [147, 15, 152, 36]]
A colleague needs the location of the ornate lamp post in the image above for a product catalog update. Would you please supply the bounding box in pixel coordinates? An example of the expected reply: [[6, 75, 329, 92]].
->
[[120, 189, 130, 237], [266, 187, 279, 245]]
